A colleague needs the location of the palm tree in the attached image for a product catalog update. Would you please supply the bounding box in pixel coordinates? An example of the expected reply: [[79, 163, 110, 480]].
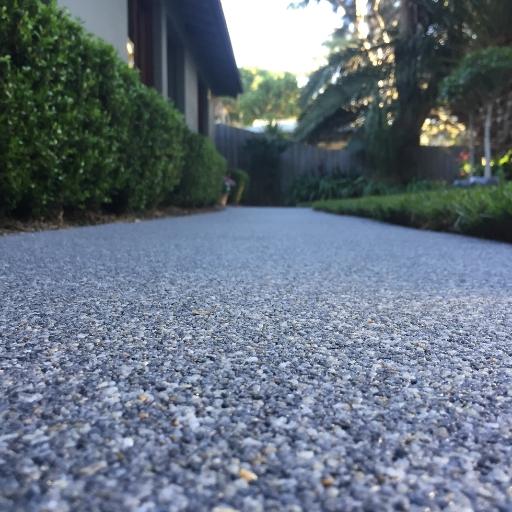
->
[[295, 0, 493, 178]]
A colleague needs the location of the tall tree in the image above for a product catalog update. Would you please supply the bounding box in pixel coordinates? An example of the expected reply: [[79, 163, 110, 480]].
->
[[295, 0, 478, 177], [219, 68, 300, 126]]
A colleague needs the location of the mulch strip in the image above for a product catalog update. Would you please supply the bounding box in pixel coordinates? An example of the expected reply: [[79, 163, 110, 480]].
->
[[0, 206, 224, 236]]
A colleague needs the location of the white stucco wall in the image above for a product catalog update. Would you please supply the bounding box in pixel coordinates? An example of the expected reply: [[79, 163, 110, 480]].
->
[[152, 0, 168, 98], [184, 48, 199, 133], [58, 0, 129, 61]]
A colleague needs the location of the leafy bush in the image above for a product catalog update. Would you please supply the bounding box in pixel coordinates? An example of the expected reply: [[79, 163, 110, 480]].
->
[[289, 175, 361, 204], [456, 149, 512, 182], [113, 71, 185, 212], [495, 150, 512, 182], [1, 0, 223, 218], [289, 174, 442, 204], [172, 132, 226, 207], [0, 1, 124, 216], [228, 169, 250, 205], [313, 183, 512, 243]]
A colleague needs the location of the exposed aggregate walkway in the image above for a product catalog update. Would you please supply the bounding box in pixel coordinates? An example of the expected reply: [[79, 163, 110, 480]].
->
[[1, 208, 511, 511]]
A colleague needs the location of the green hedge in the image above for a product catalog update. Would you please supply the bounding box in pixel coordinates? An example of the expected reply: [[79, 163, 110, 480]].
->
[[172, 132, 226, 207], [313, 183, 512, 243], [0, 0, 223, 218]]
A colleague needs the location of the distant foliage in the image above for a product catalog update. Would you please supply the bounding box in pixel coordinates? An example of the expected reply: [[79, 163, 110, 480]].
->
[[242, 126, 288, 205], [0, 0, 223, 218], [441, 48, 512, 109], [289, 174, 442, 204], [441, 47, 512, 178], [496, 150, 512, 181], [220, 68, 300, 126]]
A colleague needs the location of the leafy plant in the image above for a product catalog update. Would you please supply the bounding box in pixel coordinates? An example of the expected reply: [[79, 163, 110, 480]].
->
[[289, 174, 442, 204], [495, 150, 512, 181], [229, 169, 250, 205]]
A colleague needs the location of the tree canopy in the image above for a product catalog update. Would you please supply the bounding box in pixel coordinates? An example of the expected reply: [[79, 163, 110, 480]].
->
[[441, 47, 512, 113], [220, 68, 300, 126], [441, 46, 512, 177]]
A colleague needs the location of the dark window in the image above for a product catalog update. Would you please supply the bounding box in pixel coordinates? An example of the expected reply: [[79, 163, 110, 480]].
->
[[198, 79, 209, 136], [167, 26, 185, 112], [128, 0, 154, 87]]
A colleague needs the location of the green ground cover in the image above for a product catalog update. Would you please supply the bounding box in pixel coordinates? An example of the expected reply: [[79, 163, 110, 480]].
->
[[313, 183, 512, 243]]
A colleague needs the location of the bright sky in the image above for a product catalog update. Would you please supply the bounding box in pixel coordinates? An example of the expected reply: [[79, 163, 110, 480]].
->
[[220, 0, 342, 81]]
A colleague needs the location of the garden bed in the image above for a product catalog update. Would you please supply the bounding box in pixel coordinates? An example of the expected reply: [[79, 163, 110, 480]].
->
[[0, 205, 223, 236], [313, 183, 512, 243]]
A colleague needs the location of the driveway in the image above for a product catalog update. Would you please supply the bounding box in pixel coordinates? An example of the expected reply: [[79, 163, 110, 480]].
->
[[1, 208, 511, 511]]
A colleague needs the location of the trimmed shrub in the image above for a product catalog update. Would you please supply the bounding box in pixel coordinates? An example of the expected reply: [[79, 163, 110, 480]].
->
[[113, 69, 185, 212], [229, 169, 250, 205], [172, 132, 226, 207], [313, 183, 512, 243], [0, 0, 189, 217]]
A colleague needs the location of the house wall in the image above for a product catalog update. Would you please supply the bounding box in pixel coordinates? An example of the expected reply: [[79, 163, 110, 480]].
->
[[59, 0, 216, 138], [57, 0, 129, 61], [184, 48, 199, 133], [165, 3, 214, 138]]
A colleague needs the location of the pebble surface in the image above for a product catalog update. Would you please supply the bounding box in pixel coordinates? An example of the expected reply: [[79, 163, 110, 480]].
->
[[1, 207, 511, 512]]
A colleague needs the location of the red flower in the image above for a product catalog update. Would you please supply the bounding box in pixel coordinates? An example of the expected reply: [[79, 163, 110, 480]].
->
[[459, 151, 470, 162]]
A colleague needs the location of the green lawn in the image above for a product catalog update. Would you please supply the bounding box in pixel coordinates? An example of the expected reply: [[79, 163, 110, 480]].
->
[[313, 183, 512, 243]]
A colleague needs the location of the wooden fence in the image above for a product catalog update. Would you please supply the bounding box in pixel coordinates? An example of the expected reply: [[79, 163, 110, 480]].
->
[[214, 123, 461, 203], [215, 124, 352, 171]]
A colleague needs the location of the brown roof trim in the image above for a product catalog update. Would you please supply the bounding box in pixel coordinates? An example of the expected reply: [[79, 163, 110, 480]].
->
[[171, 0, 242, 97]]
